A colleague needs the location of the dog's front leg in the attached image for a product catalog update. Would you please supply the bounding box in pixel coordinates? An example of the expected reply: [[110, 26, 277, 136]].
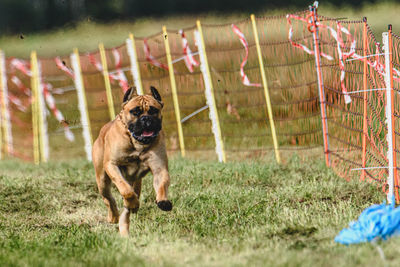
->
[[151, 166, 172, 212], [104, 161, 139, 236]]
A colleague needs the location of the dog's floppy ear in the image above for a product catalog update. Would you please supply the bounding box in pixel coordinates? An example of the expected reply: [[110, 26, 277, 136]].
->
[[122, 87, 137, 106], [150, 86, 163, 106]]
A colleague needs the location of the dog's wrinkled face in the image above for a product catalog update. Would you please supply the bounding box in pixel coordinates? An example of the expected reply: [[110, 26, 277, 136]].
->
[[121, 86, 163, 144]]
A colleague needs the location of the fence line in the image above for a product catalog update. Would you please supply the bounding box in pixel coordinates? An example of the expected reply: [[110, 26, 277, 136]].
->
[[1, 4, 400, 201]]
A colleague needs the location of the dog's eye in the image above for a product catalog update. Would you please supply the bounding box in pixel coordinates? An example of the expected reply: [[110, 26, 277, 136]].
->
[[130, 107, 142, 116], [148, 106, 159, 115]]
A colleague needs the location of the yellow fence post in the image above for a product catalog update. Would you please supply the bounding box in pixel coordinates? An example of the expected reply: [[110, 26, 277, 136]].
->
[[99, 43, 115, 120], [36, 58, 47, 163], [71, 48, 93, 161], [251, 14, 281, 163], [196, 20, 226, 163], [162, 26, 186, 157], [127, 33, 144, 95], [30, 51, 40, 164]]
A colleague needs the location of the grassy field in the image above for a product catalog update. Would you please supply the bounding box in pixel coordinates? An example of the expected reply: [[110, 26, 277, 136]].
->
[[0, 156, 398, 266], [0, 2, 399, 58]]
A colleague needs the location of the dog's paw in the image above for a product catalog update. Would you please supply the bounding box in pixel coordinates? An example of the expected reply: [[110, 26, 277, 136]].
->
[[123, 197, 140, 210], [157, 200, 173, 211], [121, 188, 136, 200]]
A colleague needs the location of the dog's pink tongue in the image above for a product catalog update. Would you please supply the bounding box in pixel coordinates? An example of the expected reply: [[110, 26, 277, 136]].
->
[[142, 131, 154, 137]]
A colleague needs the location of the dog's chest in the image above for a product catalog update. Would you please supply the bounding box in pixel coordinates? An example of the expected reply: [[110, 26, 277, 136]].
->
[[118, 150, 150, 181]]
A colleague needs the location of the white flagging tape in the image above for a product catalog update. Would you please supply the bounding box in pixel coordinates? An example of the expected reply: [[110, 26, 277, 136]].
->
[[333, 23, 353, 104], [288, 12, 400, 104], [14, 57, 73, 142], [10, 58, 32, 77], [11, 76, 31, 96], [126, 37, 144, 95], [195, 30, 224, 162], [286, 14, 334, 61], [181, 105, 209, 123], [0, 51, 13, 154], [8, 93, 27, 112], [179, 29, 200, 73], [10, 76, 32, 111], [143, 38, 169, 70], [383, 32, 394, 204], [111, 48, 130, 92], [71, 53, 92, 161], [37, 61, 49, 161], [287, 14, 362, 104], [231, 24, 261, 87], [42, 83, 74, 142], [55, 57, 74, 78], [87, 53, 128, 93]]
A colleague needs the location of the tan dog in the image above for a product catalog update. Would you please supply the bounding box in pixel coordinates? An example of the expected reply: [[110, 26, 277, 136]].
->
[[92, 86, 172, 236]]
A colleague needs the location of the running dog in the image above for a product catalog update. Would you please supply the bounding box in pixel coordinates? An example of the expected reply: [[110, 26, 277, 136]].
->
[[92, 86, 172, 236]]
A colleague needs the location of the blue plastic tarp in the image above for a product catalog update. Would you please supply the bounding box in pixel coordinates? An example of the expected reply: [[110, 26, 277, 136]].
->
[[335, 198, 400, 245]]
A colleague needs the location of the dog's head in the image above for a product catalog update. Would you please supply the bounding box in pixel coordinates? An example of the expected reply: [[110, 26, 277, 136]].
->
[[121, 86, 163, 145]]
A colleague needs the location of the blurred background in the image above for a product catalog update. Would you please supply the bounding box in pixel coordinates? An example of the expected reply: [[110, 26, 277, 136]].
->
[[0, 0, 399, 57], [0, 0, 384, 33]]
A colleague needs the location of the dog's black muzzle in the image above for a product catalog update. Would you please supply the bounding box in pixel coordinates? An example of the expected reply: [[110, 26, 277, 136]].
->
[[128, 116, 162, 144]]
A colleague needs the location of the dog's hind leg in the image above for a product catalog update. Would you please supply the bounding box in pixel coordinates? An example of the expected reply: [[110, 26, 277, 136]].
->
[[96, 172, 119, 224], [117, 177, 142, 237], [119, 207, 130, 237]]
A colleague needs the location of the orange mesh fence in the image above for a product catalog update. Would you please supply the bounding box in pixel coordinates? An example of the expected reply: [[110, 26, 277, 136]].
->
[[318, 18, 388, 185], [164, 26, 214, 155], [197, 10, 323, 160], [40, 55, 83, 160], [1, 5, 400, 200], [5, 57, 33, 161]]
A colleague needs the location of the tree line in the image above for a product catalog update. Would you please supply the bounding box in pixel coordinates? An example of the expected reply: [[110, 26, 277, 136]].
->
[[0, 0, 380, 34]]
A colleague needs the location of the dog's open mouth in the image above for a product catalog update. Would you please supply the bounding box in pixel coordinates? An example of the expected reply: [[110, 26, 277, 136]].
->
[[134, 129, 159, 144], [127, 116, 162, 144], [141, 130, 155, 137]]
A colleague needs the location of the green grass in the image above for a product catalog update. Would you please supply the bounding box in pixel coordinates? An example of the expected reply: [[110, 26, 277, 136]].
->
[[0, 2, 399, 58], [0, 156, 398, 266]]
